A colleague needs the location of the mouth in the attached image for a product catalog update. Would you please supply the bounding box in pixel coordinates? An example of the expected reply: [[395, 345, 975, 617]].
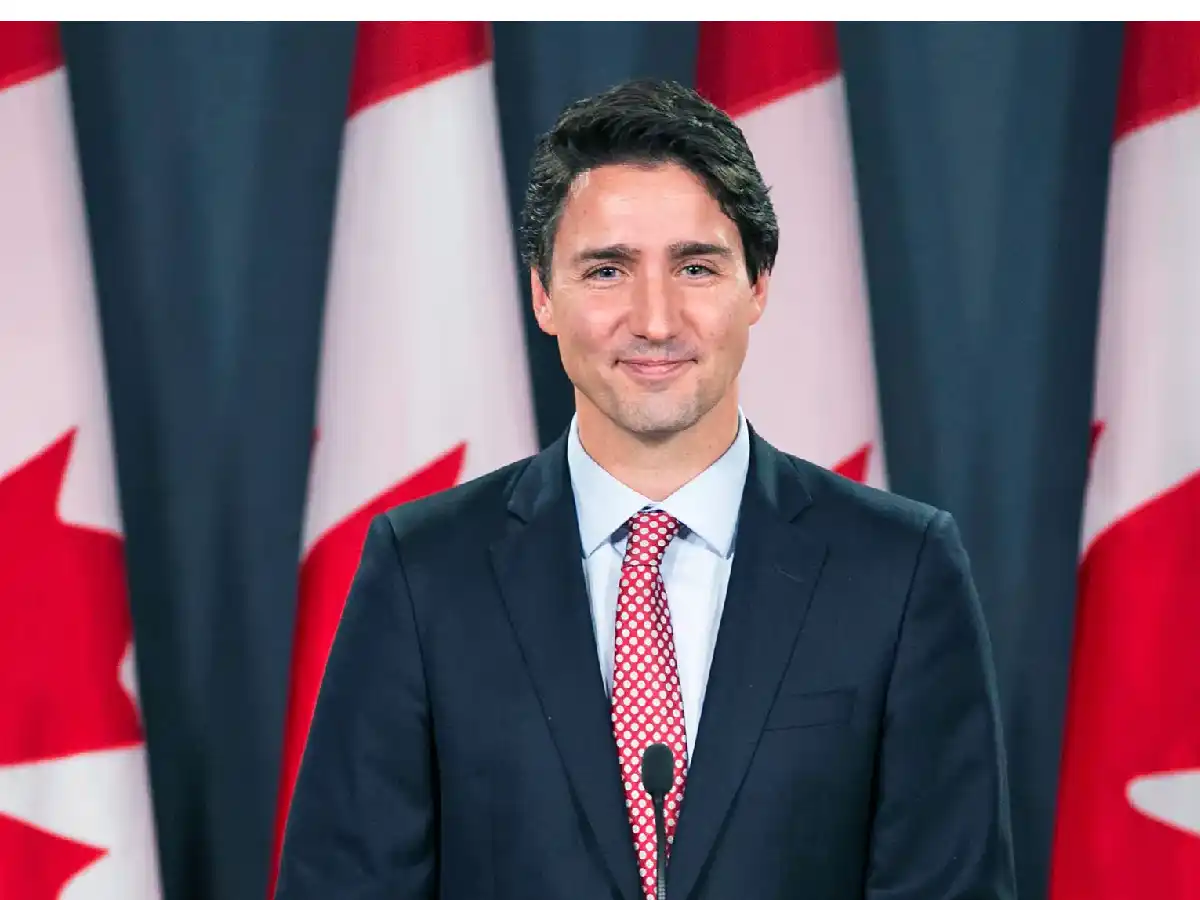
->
[[618, 359, 692, 383]]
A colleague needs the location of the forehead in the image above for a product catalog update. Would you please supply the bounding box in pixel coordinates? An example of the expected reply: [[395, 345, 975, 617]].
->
[[556, 161, 736, 243]]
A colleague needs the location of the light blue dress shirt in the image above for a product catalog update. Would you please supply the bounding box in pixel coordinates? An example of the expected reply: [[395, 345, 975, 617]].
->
[[565, 412, 751, 760]]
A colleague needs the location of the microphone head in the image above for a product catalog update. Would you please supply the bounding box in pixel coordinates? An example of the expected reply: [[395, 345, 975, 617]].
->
[[642, 742, 674, 802]]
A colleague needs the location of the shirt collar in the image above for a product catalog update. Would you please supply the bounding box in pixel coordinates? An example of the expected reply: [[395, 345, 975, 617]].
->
[[566, 411, 750, 559]]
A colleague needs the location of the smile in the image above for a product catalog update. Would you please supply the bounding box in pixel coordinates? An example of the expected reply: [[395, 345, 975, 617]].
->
[[619, 360, 691, 383]]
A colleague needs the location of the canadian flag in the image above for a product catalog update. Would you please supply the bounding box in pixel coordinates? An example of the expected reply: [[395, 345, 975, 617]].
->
[[0, 22, 162, 900], [695, 22, 886, 487], [268, 21, 537, 893], [1049, 22, 1200, 899]]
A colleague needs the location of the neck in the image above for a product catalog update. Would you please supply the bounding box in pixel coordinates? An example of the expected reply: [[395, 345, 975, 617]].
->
[[575, 393, 741, 501]]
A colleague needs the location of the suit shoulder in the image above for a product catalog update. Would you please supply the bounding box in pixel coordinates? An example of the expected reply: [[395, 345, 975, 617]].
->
[[378, 452, 534, 549], [778, 451, 975, 614]]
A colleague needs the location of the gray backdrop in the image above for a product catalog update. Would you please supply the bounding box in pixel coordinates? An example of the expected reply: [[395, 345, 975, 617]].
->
[[57, 21, 1124, 900]]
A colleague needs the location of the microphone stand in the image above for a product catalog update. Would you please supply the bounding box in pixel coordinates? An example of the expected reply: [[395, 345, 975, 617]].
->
[[651, 792, 667, 900]]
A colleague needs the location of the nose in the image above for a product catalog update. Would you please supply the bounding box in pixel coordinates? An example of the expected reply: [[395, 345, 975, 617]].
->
[[627, 269, 682, 342]]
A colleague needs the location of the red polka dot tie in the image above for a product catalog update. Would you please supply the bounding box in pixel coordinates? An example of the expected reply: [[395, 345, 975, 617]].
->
[[610, 509, 688, 900]]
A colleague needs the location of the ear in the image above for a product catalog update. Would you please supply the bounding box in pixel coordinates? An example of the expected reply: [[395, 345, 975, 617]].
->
[[748, 270, 770, 325], [531, 268, 558, 336]]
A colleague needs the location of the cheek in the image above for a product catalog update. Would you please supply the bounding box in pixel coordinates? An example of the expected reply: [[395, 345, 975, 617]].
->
[[561, 304, 622, 355], [694, 300, 748, 349]]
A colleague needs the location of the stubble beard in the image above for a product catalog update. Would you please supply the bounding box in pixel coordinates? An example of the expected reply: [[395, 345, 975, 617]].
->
[[603, 383, 714, 441]]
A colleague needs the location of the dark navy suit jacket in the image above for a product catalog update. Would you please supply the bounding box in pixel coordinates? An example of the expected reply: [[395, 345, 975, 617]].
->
[[275, 425, 1017, 900]]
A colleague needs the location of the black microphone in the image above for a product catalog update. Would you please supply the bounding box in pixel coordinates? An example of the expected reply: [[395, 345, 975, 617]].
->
[[642, 742, 674, 900]]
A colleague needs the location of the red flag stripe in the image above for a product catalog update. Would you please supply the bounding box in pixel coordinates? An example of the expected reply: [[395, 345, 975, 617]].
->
[[1050, 472, 1200, 896], [347, 21, 490, 119], [1114, 22, 1200, 140], [695, 21, 840, 118], [0, 22, 62, 93]]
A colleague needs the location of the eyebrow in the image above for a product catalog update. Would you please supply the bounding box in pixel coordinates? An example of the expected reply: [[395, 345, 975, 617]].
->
[[571, 244, 639, 267], [570, 241, 734, 268], [669, 241, 734, 260]]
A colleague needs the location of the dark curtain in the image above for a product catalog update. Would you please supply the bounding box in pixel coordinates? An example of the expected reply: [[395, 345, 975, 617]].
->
[[57, 21, 1123, 900]]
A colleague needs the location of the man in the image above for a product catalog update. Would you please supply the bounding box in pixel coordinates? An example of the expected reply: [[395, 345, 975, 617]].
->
[[275, 79, 1016, 900]]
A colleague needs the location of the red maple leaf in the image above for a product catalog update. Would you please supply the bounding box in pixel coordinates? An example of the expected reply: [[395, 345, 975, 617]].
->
[[268, 442, 468, 893], [0, 430, 140, 896], [833, 443, 872, 483], [0, 430, 141, 763], [0, 813, 105, 899]]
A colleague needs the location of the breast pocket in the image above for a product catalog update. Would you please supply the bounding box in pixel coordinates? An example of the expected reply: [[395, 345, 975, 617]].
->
[[762, 687, 856, 732]]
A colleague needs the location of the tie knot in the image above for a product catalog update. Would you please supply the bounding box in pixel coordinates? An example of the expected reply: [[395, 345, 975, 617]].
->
[[623, 509, 680, 567]]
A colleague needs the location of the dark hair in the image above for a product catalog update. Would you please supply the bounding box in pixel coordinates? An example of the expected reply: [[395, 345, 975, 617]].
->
[[519, 78, 779, 290]]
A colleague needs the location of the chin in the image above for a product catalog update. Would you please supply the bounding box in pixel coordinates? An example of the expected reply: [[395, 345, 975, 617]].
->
[[611, 397, 707, 437]]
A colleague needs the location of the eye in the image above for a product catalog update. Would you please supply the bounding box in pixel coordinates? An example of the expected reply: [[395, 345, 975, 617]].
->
[[586, 265, 622, 280], [682, 263, 716, 277]]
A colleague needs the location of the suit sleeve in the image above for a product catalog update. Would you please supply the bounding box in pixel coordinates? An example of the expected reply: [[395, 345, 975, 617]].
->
[[274, 514, 435, 900], [865, 511, 1017, 900]]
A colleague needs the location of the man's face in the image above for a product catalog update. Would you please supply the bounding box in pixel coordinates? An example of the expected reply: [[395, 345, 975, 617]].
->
[[532, 161, 768, 440]]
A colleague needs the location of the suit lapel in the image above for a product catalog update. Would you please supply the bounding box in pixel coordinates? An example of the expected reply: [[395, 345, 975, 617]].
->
[[489, 438, 640, 900], [667, 432, 829, 900]]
